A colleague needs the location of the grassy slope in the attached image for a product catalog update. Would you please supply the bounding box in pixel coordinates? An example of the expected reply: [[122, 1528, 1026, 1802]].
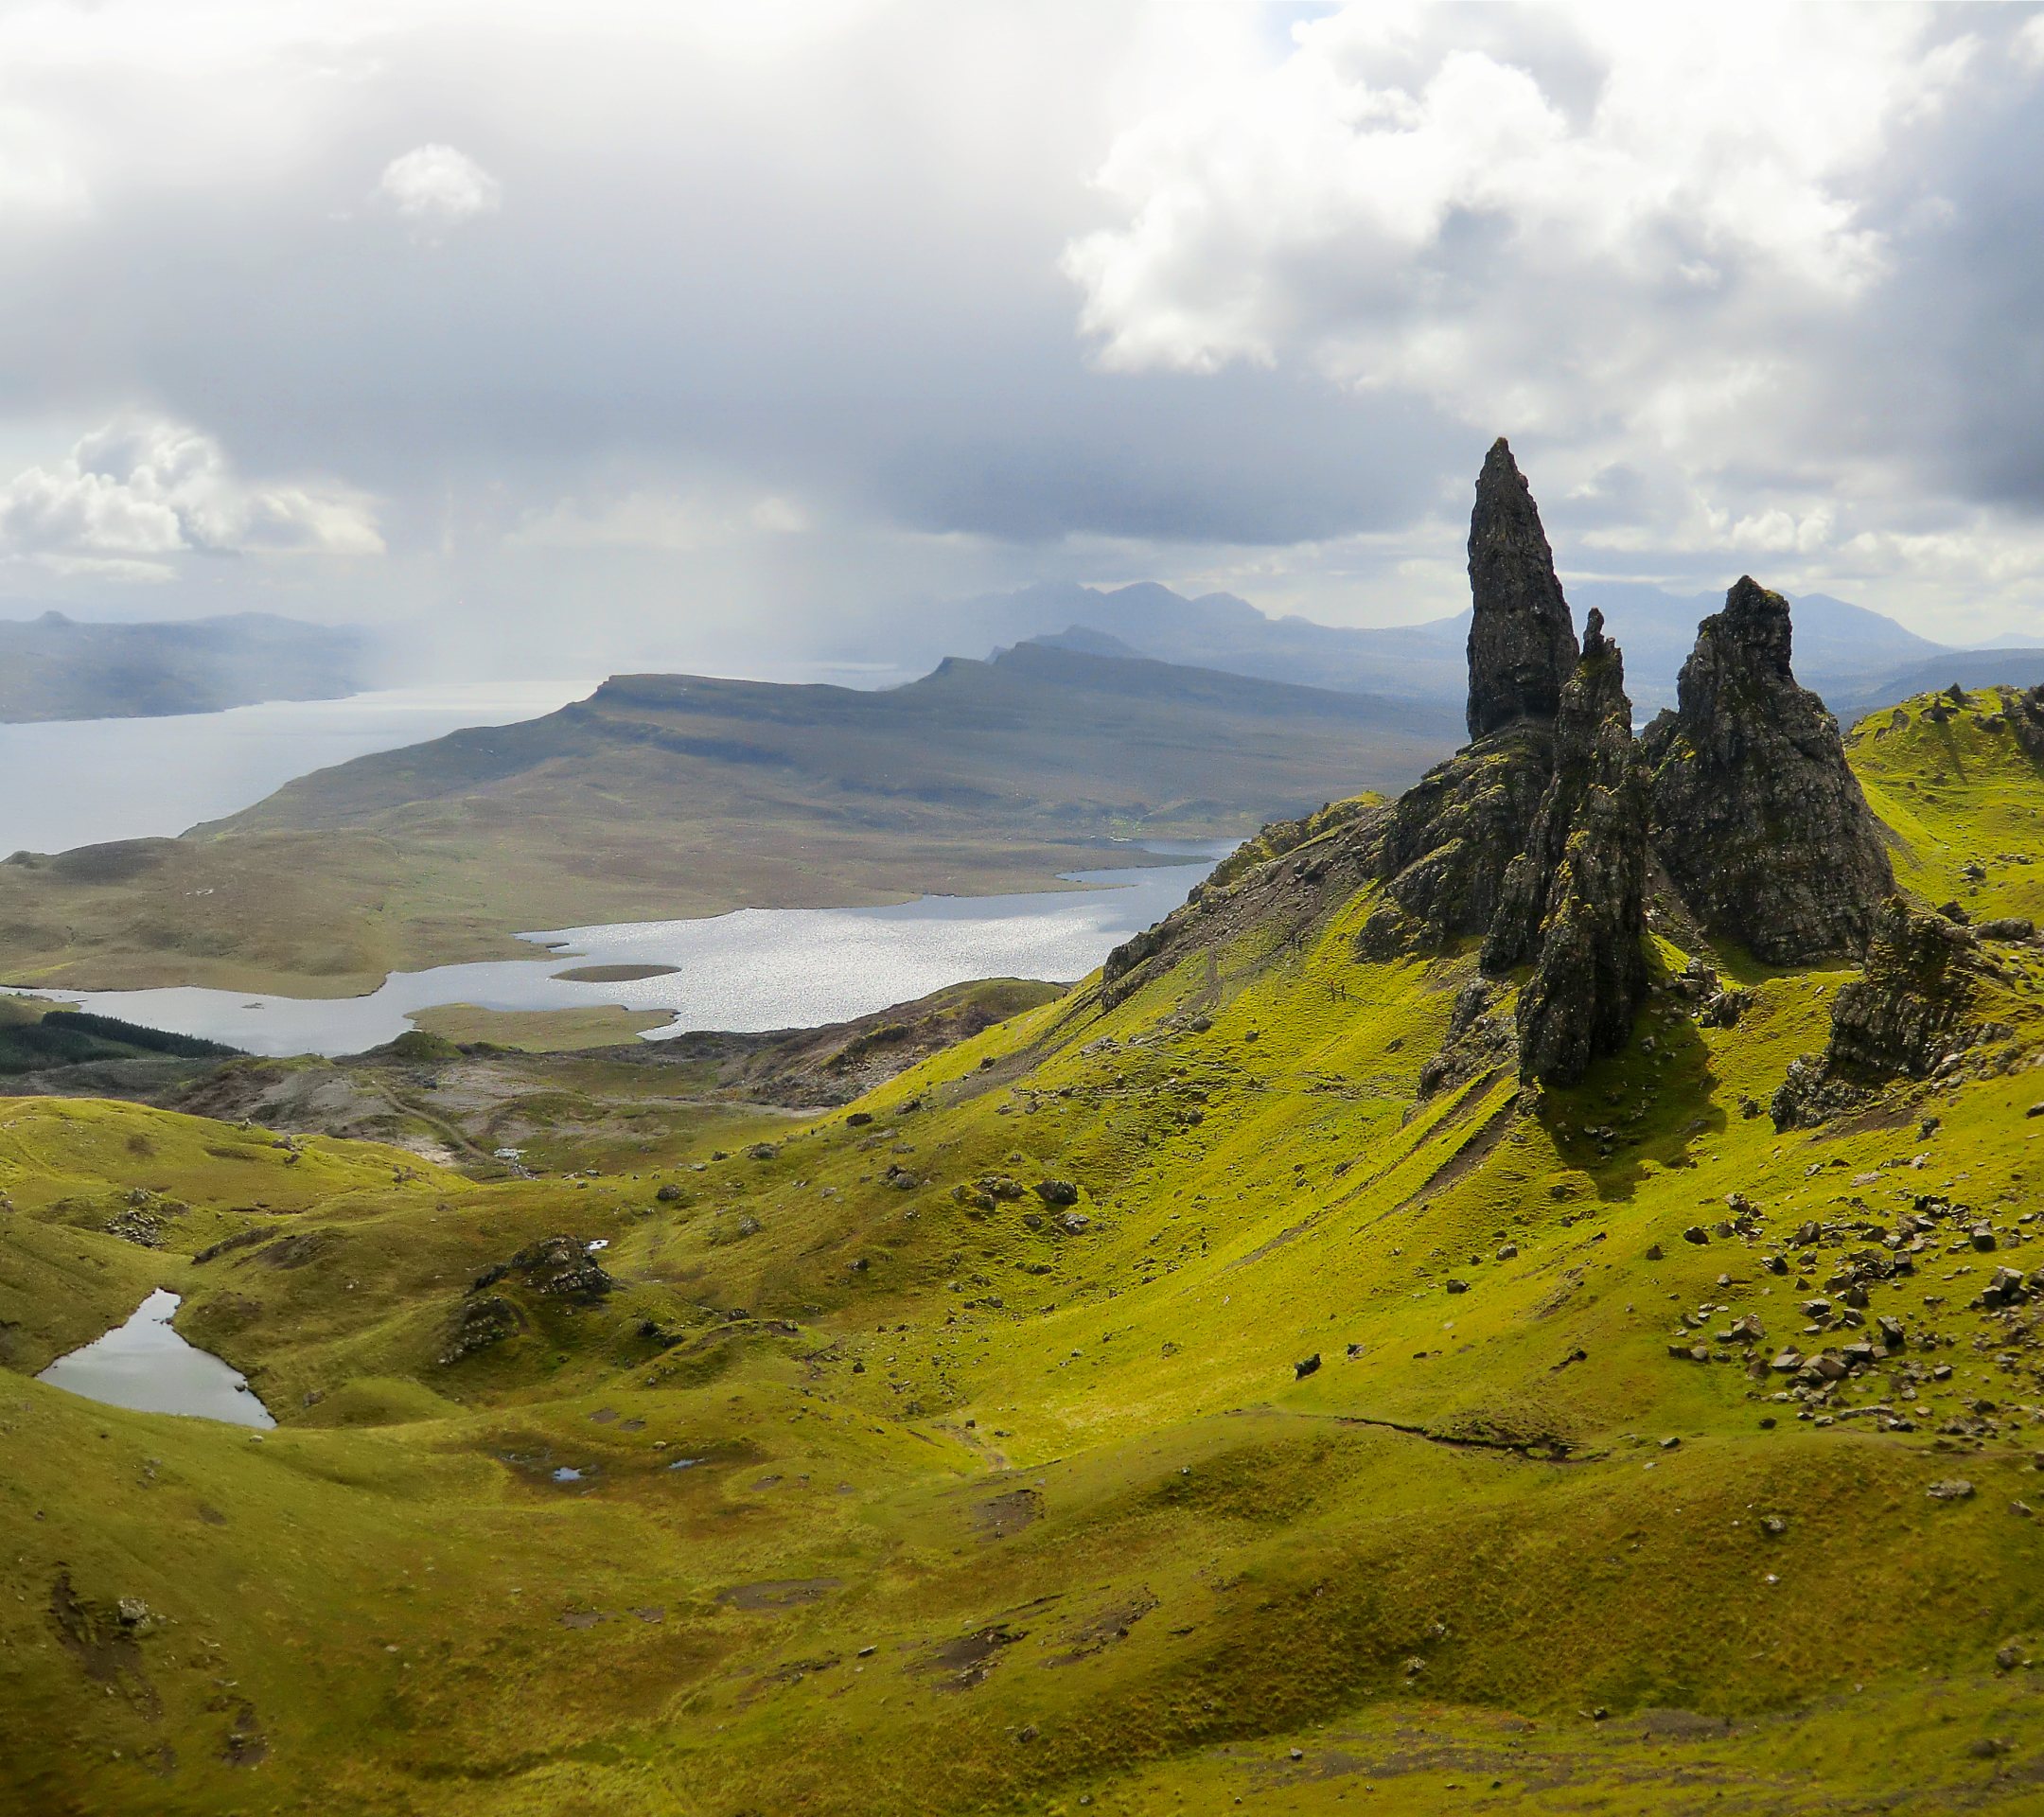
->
[[5, 687, 2044, 1811], [0, 646, 1457, 997]]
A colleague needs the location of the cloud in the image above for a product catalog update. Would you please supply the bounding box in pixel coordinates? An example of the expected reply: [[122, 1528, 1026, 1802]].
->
[[0, 417, 384, 577], [0, 3, 2037, 657], [1062, 6, 1963, 434], [507, 485, 809, 553], [378, 143, 501, 238]]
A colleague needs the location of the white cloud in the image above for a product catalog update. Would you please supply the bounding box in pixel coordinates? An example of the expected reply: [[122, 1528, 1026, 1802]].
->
[[1063, 4, 1963, 443], [379, 143, 501, 238], [507, 486, 810, 553], [0, 416, 383, 577]]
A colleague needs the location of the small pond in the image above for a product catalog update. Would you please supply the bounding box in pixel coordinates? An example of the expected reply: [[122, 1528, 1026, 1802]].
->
[[36, 1290, 276, 1427]]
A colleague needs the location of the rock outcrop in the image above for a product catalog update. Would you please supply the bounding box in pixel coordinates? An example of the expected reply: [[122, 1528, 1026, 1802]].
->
[[1485, 610, 1649, 1085], [1465, 438, 1579, 741], [1771, 897, 1996, 1128], [1359, 458, 1648, 1085], [1353, 721, 1555, 959], [1641, 577, 1894, 964]]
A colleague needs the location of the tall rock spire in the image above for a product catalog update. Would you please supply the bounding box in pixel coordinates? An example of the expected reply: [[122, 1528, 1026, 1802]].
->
[[1489, 609, 1650, 1085], [1640, 576, 1894, 963], [1465, 437, 1579, 742]]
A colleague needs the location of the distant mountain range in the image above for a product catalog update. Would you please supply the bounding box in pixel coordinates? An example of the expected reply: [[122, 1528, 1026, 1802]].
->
[[0, 609, 377, 722], [974, 577, 2019, 720]]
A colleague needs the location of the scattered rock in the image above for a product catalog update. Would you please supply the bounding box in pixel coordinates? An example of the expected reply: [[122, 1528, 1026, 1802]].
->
[[1927, 1479, 1976, 1502], [1033, 1179, 1080, 1208], [1293, 1354, 1321, 1381]]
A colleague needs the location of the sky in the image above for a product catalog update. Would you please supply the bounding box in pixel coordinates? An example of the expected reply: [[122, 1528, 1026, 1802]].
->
[[1, 0, 2042, 679]]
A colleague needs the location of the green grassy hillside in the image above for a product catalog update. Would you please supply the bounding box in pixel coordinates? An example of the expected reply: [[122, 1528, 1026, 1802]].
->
[[7, 685, 2044, 1812]]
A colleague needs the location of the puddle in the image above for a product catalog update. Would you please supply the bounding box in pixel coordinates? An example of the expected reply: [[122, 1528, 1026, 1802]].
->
[[37, 1290, 275, 1427]]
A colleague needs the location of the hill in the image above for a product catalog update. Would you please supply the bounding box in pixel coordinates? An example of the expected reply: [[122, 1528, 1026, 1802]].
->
[[0, 609, 377, 722], [1828, 648, 2044, 727], [990, 576, 1949, 716], [9, 450, 2044, 1812], [0, 644, 1460, 997]]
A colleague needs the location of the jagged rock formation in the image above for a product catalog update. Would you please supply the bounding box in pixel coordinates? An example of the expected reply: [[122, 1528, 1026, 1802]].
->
[[1352, 722, 1555, 960], [1465, 438, 1579, 741], [1641, 577, 1894, 964], [1354, 462, 1650, 1086], [1484, 610, 1649, 1084], [1771, 897, 2003, 1128]]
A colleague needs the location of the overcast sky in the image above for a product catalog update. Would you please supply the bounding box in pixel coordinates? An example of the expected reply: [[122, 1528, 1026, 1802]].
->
[[2, 0, 2041, 677]]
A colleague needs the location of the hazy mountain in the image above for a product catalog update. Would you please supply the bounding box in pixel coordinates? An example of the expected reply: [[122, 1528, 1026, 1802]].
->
[[1824, 649, 2044, 727], [0, 609, 379, 722], [981, 577, 1953, 718]]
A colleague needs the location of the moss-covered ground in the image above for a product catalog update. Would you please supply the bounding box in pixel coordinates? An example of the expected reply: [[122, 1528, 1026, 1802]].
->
[[7, 686, 2044, 1812]]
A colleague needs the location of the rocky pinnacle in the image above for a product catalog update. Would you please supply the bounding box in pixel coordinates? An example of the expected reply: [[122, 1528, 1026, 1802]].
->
[[1487, 609, 1649, 1085], [1465, 438, 1579, 741], [1641, 576, 1894, 964]]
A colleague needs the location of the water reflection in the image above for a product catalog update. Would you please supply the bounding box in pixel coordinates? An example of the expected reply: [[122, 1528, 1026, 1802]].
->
[[36, 1289, 276, 1427]]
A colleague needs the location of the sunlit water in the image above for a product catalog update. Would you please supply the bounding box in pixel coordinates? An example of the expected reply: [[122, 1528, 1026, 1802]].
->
[[0, 680, 604, 855], [36, 1289, 276, 1427], [31, 847, 1230, 1057]]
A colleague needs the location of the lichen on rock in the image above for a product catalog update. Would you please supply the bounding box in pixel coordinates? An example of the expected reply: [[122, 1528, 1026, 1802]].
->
[[1641, 576, 1894, 964], [1354, 723, 1556, 959]]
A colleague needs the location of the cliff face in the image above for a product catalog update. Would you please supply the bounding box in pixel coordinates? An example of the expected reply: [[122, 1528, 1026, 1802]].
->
[[1465, 438, 1579, 742], [1486, 610, 1649, 1084], [1641, 577, 1894, 964], [1353, 722, 1555, 960]]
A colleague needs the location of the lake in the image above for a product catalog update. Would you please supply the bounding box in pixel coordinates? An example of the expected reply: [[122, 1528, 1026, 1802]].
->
[[36, 1289, 276, 1427], [34, 844, 1232, 1057]]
